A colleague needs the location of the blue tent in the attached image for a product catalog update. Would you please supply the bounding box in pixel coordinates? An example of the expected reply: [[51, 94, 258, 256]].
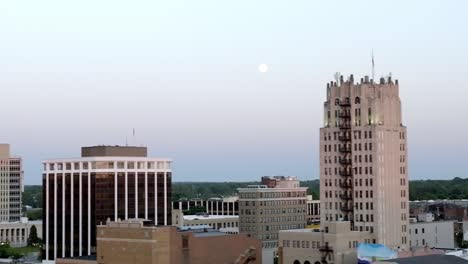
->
[[357, 243, 397, 264]]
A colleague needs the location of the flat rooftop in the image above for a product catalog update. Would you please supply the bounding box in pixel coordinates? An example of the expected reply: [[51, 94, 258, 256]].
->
[[183, 215, 238, 221], [177, 225, 229, 237], [383, 254, 468, 264], [279, 228, 321, 233]]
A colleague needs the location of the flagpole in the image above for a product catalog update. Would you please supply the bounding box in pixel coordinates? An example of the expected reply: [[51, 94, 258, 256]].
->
[[372, 50, 375, 81]]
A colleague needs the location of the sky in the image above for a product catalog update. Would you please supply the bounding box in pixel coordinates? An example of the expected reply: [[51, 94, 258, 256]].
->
[[1, 0, 467, 185]]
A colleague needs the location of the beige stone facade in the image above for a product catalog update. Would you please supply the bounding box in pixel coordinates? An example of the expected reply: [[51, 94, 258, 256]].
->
[[238, 176, 307, 249], [0, 144, 23, 222], [279, 222, 371, 264], [320, 75, 409, 250]]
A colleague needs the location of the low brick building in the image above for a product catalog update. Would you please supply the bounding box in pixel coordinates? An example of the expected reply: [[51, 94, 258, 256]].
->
[[57, 219, 261, 264]]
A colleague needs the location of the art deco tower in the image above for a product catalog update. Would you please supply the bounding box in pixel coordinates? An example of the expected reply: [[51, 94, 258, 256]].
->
[[319, 75, 409, 249]]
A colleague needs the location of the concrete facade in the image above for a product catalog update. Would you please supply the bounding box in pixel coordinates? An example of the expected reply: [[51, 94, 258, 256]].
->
[[0, 218, 42, 247], [409, 219, 455, 249], [320, 75, 409, 250], [0, 144, 23, 222], [278, 222, 372, 264], [238, 176, 307, 249]]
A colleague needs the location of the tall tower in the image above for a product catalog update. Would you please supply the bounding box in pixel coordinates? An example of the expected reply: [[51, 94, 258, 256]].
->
[[0, 144, 24, 222], [319, 75, 409, 249]]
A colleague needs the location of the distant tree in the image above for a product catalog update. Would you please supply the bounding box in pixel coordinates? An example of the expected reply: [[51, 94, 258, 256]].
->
[[168, 177, 468, 202], [183, 206, 206, 215], [28, 225, 41, 246], [22, 185, 42, 208], [26, 209, 42, 221]]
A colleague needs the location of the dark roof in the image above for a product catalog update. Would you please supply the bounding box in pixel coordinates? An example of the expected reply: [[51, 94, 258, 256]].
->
[[384, 255, 468, 264], [59, 255, 97, 261]]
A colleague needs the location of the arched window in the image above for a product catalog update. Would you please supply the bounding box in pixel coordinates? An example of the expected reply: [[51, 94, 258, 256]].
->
[[335, 99, 340, 105], [304, 261, 311, 264], [294, 261, 301, 264], [355, 97, 361, 104], [314, 262, 321, 264]]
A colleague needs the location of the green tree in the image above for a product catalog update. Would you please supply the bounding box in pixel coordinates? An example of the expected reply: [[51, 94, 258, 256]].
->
[[26, 209, 42, 221], [183, 206, 206, 215], [0, 243, 10, 258], [28, 225, 41, 246]]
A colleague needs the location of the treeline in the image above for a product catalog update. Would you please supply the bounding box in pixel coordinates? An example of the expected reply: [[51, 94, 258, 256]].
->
[[408, 177, 468, 200], [21, 177, 468, 207], [23, 185, 42, 208], [21, 181, 320, 207], [172, 180, 320, 200]]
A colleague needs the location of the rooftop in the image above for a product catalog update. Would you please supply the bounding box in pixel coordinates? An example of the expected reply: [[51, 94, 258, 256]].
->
[[59, 255, 97, 261], [177, 225, 229, 237], [183, 215, 238, 221], [382, 255, 468, 264], [279, 228, 321, 233]]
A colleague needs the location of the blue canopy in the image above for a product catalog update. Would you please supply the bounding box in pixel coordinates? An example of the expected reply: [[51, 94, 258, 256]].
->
[[357, 243, 397, 264]]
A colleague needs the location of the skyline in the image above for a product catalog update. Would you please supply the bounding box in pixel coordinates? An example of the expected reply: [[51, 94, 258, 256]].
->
[[1, 0, 468, 184]]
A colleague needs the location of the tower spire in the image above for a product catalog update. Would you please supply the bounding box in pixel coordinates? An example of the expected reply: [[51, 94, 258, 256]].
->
[[372, 50, 375, 81]]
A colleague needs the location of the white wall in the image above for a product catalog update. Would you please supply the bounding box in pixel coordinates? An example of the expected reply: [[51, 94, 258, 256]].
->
[[409, 221, 454, 249]]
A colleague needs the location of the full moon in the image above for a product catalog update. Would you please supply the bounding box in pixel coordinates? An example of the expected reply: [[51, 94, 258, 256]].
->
[[258, 63, 269, 73]]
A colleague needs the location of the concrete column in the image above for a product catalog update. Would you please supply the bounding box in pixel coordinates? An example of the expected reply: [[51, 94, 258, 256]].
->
[[125, 171, 128, 220], [164, 172, 168, 225], [155, 173, 158, 225], [135, 172, 138, 218], [70, 172, 74, 257], [145, 172, 148, 220], [114, 172, 118, 221]]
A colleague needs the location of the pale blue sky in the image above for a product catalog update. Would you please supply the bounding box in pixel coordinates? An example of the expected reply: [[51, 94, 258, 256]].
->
[[1, 0, 467, 184]]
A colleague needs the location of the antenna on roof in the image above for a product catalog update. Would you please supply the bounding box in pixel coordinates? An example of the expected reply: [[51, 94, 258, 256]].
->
[[372, 50, 375, 81]]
